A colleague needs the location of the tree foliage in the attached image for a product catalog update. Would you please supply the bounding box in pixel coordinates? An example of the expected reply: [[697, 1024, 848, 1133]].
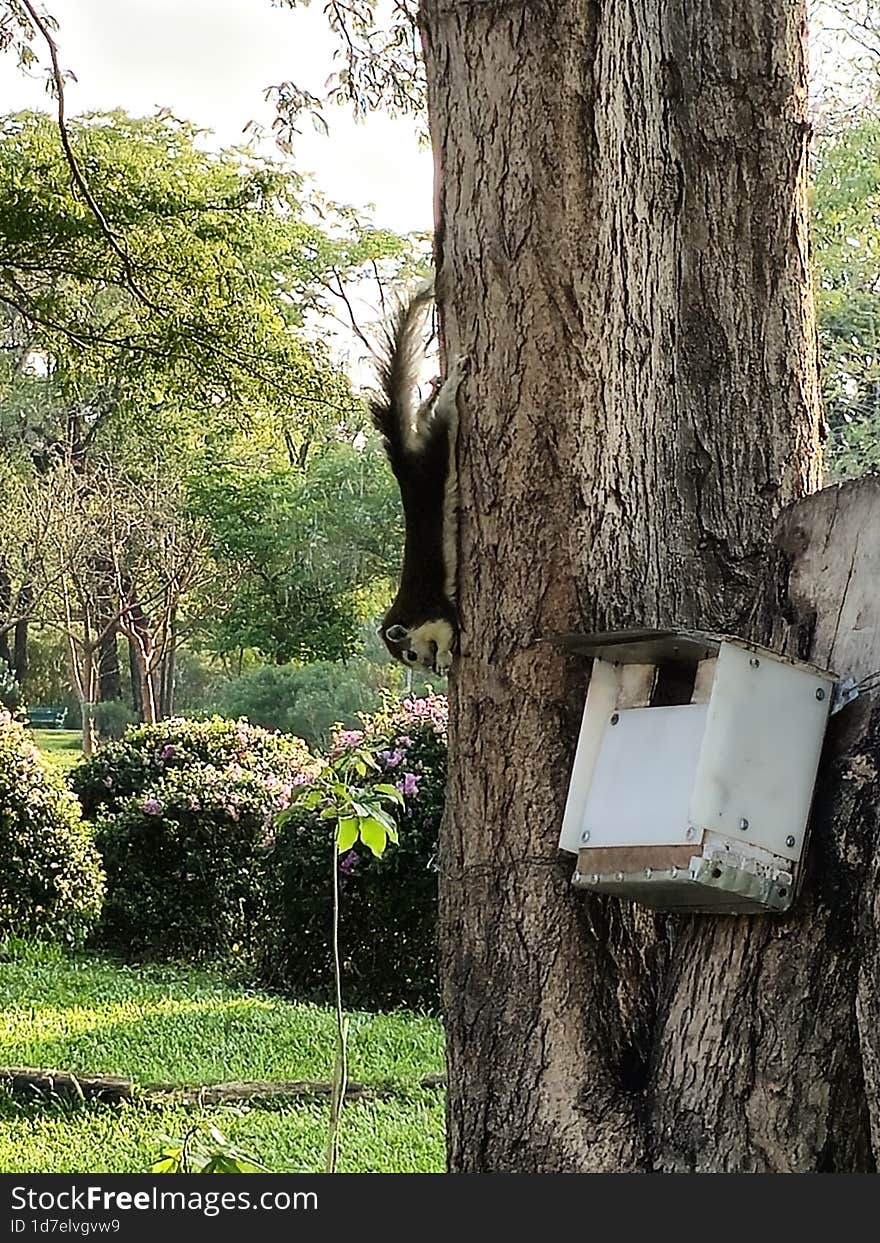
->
[[812, 116, 880, 476], [189, 442, 400, 664], [0, 108, 361, 467], [0, 104, 422, 701]]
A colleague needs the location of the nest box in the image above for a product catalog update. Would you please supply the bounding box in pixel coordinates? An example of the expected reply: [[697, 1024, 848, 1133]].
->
[[557, 629, 835, 913]]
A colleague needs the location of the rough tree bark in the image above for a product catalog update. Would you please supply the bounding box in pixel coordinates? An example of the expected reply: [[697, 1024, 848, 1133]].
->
[[418, 0, 857, 1171]]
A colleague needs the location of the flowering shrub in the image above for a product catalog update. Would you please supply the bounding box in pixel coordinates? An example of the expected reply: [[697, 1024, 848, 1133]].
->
[[260, 694, 447, 1011], [0, 711, 104, 947], [71, 716, 315, 818], [73, 717, 318, 958]]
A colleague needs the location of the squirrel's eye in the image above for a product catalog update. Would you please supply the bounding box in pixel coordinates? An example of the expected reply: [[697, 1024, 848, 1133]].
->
[[403, 650, 418, 664]]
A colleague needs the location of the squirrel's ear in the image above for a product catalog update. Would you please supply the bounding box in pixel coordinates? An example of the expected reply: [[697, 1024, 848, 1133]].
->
[[385, 624, 409, 643]]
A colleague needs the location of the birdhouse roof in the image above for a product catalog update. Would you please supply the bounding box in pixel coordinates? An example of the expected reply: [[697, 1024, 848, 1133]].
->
[[550, 627, 836, 678]]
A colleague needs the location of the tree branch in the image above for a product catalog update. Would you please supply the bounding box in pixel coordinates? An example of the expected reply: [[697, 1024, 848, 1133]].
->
[[18, 0, 161, 313]]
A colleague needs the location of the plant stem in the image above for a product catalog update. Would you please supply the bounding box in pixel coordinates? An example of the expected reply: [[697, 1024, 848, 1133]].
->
[[325, 836, 348, 1173]]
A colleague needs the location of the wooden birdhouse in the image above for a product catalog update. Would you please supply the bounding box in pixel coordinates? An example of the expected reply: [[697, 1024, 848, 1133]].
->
[[557, 630, 835, 913]]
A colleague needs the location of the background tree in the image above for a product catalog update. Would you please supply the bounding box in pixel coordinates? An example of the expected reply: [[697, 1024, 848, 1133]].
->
[[188, 442, 400, 667], [0, 105, 421, 719]]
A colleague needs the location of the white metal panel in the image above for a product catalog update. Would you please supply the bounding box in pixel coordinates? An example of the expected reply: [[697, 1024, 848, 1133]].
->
[[558, 659, 619, 853], [580, 704, 708, 848], [688, 641, 833, 861]]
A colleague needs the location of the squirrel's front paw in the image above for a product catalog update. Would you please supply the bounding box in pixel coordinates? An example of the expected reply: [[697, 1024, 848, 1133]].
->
[[435, 649, 454, 676]]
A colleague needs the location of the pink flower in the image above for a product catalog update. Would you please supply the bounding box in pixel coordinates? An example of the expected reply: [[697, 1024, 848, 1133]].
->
[[334, 729, 364, 751], [380, 748, 405, 768], [161, 744, 176, 760], [143, 797, 163, 816], [339, 852, 358, 876], [398, 772, 421, 797]]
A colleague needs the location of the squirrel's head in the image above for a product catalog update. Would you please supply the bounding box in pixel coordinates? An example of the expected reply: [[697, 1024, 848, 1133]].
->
[[381, 618, 456, 676]]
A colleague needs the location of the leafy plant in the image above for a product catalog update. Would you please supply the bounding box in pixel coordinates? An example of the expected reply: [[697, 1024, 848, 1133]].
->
[[262, 696, 447, 1011], [0, 710, 104, 948], [282, 741, 406, 1174], [151, 1121, 266, 1174], [73, 717, 317, 958], [92, 699, 137, 741]]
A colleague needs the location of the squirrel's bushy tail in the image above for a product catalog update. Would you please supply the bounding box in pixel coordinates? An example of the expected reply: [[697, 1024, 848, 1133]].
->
[[369, 281, 434, 460]]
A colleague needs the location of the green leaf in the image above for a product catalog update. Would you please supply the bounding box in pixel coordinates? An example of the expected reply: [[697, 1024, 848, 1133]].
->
[[374, 783, 404, 805], [336, 816, 359, 852], [150, 1157, 180, 1174], [367, 805, 396, 833], [358, 816, 388, 857]]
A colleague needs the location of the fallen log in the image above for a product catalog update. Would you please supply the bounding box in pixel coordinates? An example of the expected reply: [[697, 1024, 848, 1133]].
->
[[0, 1065, 446, 1106]]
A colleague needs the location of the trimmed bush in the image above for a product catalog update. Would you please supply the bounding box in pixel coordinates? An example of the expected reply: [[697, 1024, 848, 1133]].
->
[[0, 710, 104, 947], [260, 694, 447, 1011], [73, 717, 317, 958]]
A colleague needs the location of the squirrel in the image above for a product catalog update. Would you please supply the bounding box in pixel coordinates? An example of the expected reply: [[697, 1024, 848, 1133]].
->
[[370, 282, 469, 675]]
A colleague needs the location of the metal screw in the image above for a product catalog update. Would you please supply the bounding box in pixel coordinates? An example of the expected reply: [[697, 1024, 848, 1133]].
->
[[750, 657, 760, 669], [616, 871, 624, 883], [610, 712, 619, 725], [581, 830, 591, 844], [686, 826, 696, 841], [645, 868, 653, 879], [670, 866, 678, 878], [739, 818, 749, 831], [816, 688, 826, 701], [785, 835, 796, 849], [590, 874, 599, 885]]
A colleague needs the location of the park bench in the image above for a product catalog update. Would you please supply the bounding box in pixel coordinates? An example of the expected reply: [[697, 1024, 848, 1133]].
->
[[26, 706, 69, 730]]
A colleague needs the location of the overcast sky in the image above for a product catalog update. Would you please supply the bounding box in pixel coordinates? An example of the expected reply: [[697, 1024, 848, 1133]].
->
[[0, 0, 434, 234], [0, 3, 856, 235]]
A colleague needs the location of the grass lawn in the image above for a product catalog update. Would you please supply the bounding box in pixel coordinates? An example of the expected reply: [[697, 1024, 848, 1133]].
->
[[0, 950, 445, 1174], [31, 728, 82, 769]]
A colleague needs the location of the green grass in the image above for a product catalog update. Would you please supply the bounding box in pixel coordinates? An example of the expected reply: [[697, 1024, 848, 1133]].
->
[[0, 1091, 445, 1174], [0, 950, 445, 1174], [31, 728, 81, 769]]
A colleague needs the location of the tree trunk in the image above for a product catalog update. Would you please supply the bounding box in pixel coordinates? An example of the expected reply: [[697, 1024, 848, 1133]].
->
[[0, 558, 12, 671], [157, 608, 177, 718], [420, 0, 828, 1170], [129, 637, 144, 721], [124, 596, 157, 723], [96, 625, 122, 703], [80, 696, 96, 758], [12, 591, 31, 687]]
